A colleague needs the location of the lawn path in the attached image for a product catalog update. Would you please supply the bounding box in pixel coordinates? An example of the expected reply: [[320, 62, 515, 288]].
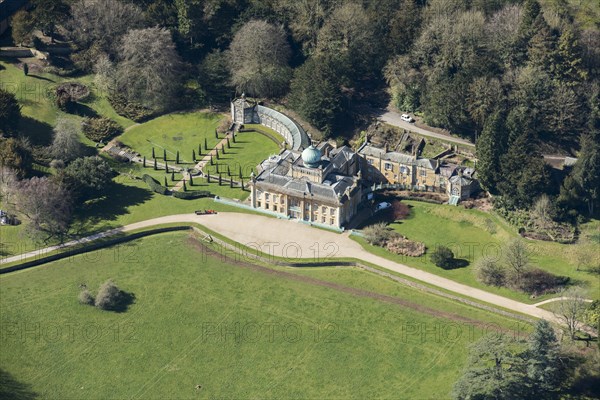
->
[[1, 213, 591, 331], [171, 132, 235, 192]]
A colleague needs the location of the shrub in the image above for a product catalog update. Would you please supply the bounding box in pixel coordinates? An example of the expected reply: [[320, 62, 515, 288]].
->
[[518, 268, 570, 295], [431, 246, 455, 269], [108, 93, 153, 122], [363, 222, 395, 247], [49, 159, 65, 169], [142, 174, 168, 195], [388, 200, 411, 221], [94, 280, 122, 310], [78, 289, 94, 305], [82, 117, 123, 142], [385, 235, 425, 257], [476, 256, 506, 286], [172, 190, 211, 199]]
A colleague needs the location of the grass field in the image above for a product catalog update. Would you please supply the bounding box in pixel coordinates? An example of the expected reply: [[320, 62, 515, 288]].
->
[[355, 201, 600, 303], [0, 232, 527, 399], [0, 60, 135, 142], [119, 112, 224, 164]]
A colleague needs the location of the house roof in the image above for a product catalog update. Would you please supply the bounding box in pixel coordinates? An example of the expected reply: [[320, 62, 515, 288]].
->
[[255, 149, 359, 206], [358, 144, 415, 165]]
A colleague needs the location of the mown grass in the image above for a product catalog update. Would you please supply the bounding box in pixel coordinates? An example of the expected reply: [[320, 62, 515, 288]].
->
[[355, 201, 600, 302], [0, 232, 527, 399], [203, 130, 280, 178], [0, 60, 135, 137], [119, 112, 223, 164]]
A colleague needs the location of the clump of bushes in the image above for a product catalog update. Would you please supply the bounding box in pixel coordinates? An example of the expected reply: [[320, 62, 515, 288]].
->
[[94, 280, 122, 310], [475, 239, 570, 296], [82, 117, 123, 142], [431, 246, 455, 269], [78, 288, 94, 305], [55, 82, 90, 111], [363, 222, 425, 257], [476, 256, 506, 287], [142, 174, 168, 195], [78, 280, 133, 311], [108, 93, 153, 122]]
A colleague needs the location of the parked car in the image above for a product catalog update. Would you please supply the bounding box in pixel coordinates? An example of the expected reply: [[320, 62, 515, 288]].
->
[[375, 202, 392, 212], [401, 114, 415, 123]]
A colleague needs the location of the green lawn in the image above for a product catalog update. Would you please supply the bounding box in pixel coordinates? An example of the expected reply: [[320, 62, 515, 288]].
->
[[203, 130, 280, 178], [119, 112, 223, 164], [0, 59, 135, 144], [355, 201, 600, 303], [0, 232, 526, 399]]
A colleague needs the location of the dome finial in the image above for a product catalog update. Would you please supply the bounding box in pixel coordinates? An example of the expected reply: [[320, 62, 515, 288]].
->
[[301, 143, 321, 168]]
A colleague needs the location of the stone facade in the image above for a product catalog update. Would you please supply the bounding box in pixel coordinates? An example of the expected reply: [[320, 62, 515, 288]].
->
[[359, 143, 478, 200], [250, 144, 363, 228]]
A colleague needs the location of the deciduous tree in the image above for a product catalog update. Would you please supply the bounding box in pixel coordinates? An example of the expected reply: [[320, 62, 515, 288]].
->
[[227, 20, 291, 97], [15, 177, 72, 242], [551, 286, 589, 339], [116, 27, 183, 112], [70, 0, 144, 53], [10, 10, 35, 46], [50, 117, 85, 162]]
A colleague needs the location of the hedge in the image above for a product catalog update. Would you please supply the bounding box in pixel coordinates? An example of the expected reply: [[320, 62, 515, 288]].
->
[[172, 190, 212, 199], [142, 174, 169, 195]]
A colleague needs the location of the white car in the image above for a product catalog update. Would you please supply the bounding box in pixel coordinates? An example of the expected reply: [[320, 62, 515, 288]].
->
[[376, 202, 392, 212], [401, 114, 415, 123]]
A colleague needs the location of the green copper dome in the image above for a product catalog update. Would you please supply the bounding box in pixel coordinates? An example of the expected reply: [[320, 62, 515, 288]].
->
[[301, 145, 322, 168]]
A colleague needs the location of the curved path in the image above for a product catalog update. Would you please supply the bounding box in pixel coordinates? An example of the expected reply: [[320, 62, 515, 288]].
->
[[378, 110, 475, 148], [0, 212, 583, 327]]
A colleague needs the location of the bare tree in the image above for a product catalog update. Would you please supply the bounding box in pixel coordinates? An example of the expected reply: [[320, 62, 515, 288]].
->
[[15, 177, 72, 242], [0, 167, 19, 207], [316, 3, 380, 76], [228, 20, 292, 98], [485, 4, 523, 67], [50, 117, 85, 162], [503, 238, 530, 286], [551, 286, 589, 339], [69, 0, 144, 54], [116, 27, 183, 112], [531, 194, 553, 231], [93, 53, 116, 94]]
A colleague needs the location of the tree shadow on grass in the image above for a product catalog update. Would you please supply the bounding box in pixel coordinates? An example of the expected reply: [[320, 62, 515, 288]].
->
[[70, 181, 153, 235], [27, 74, 55, 83], [18, 117, 53, 146], [438, 258, 469, 270], [0, 369, 38, 400], [68, 103, 99, 118]]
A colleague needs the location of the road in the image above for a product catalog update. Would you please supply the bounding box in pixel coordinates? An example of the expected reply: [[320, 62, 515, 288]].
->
[[1, 212, 578, 328], [377, 110, 475, 148]]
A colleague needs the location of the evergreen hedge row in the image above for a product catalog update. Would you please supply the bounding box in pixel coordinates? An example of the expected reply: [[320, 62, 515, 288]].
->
[[142, 174, 169, 195], [172, 190, 212, 199]]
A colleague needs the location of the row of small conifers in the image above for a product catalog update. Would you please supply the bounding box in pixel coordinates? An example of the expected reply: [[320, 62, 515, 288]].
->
[[142, 174, 211, 199]]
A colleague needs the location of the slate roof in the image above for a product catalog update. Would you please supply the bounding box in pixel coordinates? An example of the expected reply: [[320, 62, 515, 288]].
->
[[358, 144, 415, 165], [255, 149, 359, 206]]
